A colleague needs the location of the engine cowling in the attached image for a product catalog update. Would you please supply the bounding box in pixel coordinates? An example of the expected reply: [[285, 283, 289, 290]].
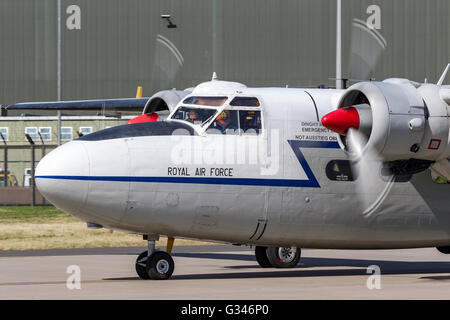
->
[[322, 79, 450, 163], [143, 89, 191, 114]]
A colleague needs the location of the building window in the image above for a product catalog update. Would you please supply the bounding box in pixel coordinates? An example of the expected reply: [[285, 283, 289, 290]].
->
[[79, 127, 93, 136], [0, 127, 8, 141], [61, 127, 73, 141], [38, 127, 52, 141], [25, 127, 38, 141]]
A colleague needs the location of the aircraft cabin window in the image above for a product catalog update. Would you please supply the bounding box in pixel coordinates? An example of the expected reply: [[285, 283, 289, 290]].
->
[[171, 106, 217, 126], [326, 160, 357, 182], [230, 97, 260, 107], [182, 96, 228, 107]]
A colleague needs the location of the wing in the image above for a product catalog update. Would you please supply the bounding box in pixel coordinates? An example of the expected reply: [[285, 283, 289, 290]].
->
[[6, 98, 150, 112]]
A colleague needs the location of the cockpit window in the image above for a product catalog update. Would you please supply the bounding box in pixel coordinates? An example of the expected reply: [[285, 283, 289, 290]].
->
[[239, 111, 262, 134], [207, 110, 239, 135], [171, 106, 217, 126], [230, 97, 260, 107], [183, 96, 228, 106], [207, 110, 262, 135]]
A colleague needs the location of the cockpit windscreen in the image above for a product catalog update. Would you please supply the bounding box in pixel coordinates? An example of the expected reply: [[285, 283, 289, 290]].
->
[[183, 96, 228, 107], [171, 106, 217, 126]]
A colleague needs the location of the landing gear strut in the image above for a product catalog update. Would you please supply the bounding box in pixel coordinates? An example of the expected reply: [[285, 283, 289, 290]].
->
[[255, 246, 301, 268], [135, 235, 175, 280]]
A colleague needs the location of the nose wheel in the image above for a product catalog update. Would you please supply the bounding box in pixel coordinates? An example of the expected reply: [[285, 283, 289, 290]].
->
[[146, 251, 174, 280], [136, 250, 175, 280], [136, 237, 175, 280], [255, 246, 273, 268], [135, 251, 151, 279]]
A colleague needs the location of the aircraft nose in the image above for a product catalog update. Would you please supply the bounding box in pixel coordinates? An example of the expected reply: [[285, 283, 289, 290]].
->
[[36, 141, 89, 215]]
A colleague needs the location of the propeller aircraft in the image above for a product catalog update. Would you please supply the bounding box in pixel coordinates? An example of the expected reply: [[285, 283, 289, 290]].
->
[[24, 65, 450, 280]]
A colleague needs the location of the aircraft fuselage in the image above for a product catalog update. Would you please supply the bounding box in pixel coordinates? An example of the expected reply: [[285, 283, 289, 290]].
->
[[35, 85, 450, 249]]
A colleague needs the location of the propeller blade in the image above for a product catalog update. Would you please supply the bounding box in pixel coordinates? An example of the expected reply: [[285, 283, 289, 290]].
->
[[151, 34, 184, 92], [348, 18, 387, 82], [347, 128, 394, 217]]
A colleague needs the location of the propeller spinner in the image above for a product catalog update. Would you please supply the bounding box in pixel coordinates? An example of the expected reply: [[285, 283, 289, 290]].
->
[[321, 104, 372, 137], [321, 107, 360, 136]]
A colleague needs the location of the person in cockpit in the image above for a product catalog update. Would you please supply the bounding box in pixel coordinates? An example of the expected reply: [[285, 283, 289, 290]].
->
[[188, 110, 201, 124], [212, 110, 237, 134]]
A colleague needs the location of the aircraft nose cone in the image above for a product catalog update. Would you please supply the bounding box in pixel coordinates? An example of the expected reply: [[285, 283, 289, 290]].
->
[[36, 141, 89, 215]]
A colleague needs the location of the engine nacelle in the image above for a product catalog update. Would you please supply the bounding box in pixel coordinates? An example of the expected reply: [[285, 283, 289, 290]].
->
[[323, 79, 450, 163], [143, 89, 192, 115]]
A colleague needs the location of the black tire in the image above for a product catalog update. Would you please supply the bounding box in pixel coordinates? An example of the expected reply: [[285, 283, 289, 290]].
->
[[266, 247, 301, 268], [255, 246, 272, 268], [437, 246, 450, 254], [135, 251, 150, 280], [146, 251, 175, 280]]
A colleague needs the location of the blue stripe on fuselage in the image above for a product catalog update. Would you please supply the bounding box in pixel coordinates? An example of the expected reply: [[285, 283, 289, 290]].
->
[[36, 140, 340, 188]]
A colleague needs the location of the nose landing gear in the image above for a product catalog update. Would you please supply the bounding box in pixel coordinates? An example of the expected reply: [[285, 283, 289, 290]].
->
[[135, 235, 175, 280], [135, 251, 151, 279], [146, 251, 175, 280]]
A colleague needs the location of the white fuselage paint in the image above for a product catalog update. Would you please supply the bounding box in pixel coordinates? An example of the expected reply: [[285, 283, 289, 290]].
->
[[35, 85, 450, 249]]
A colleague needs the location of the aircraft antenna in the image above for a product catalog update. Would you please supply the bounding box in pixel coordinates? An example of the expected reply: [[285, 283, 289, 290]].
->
[[437, 63, 450, 86]]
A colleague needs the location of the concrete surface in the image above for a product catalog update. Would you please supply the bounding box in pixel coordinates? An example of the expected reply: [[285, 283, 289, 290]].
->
[[1, 246, 450, 299]]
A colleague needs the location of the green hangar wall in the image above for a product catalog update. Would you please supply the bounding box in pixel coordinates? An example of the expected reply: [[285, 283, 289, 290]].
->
[[0, 0, 449, 105]]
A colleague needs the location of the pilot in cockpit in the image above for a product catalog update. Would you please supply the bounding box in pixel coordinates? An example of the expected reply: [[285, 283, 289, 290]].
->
[[212, 110, 237, 134], [188, 110, 202, 125]]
